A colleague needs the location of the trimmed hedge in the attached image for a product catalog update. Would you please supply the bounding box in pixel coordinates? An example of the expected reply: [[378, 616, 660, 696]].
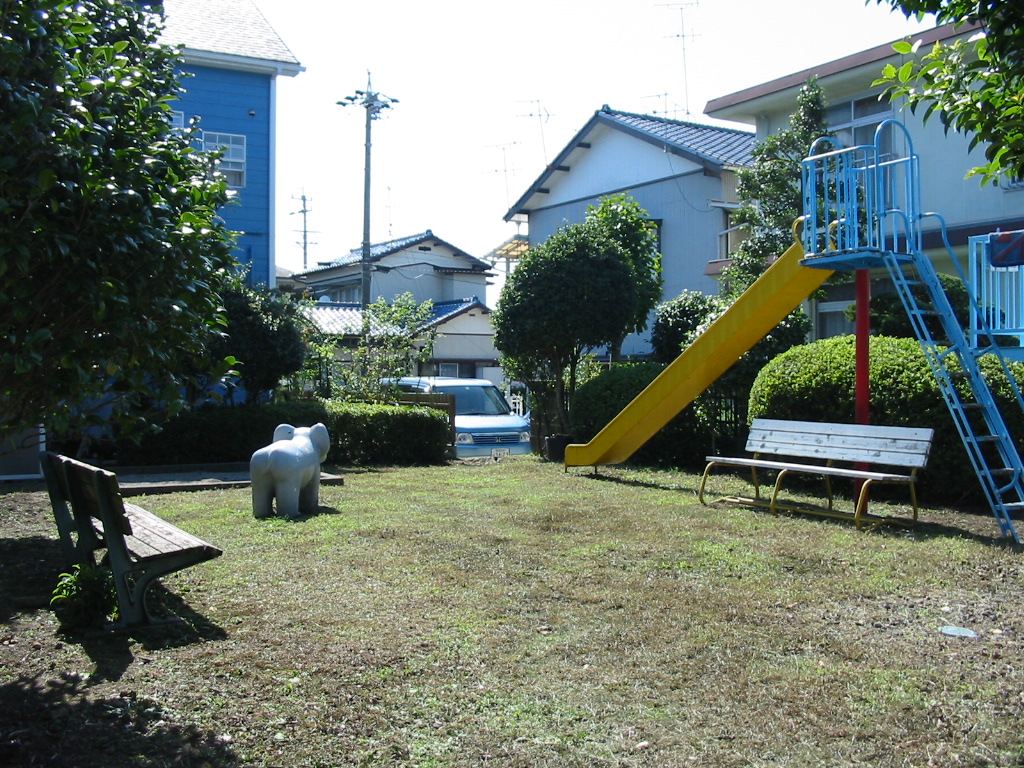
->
[[569, 363, 709, 468], [116, 399, 450, 466], [324, 400, 450, 466], [749, 335, 1024, 502]]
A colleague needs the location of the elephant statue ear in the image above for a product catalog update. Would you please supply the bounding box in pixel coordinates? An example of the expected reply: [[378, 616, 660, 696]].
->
[[273, 424, 296, 442], [310, 423, 330, 461]]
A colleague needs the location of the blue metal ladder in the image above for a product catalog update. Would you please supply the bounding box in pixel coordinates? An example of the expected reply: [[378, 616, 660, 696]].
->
[[800, 121, 1024, 542]]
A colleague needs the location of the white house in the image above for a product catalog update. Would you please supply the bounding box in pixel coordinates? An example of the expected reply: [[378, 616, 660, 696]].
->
[[705, 22, 1024, 338], [291, 231, 506, 381], [505, 106, 755, 358]]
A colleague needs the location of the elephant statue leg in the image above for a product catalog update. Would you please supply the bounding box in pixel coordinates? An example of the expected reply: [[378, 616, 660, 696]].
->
[[252, 477, 276, 519], [299, 474, 320, 513], [275, 479, 302, 519]]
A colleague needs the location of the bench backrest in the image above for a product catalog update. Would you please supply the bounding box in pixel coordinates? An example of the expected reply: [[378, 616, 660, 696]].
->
[[746, 419, 934, 468], [43, 453, 133, 564]]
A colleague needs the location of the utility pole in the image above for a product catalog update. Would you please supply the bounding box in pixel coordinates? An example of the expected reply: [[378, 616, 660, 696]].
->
[[338, 73, 398, 309], [290, 193, 314, 271]]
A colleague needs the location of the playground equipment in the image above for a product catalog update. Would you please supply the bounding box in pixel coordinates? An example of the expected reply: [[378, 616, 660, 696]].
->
[[565, 119, 1024, 542]]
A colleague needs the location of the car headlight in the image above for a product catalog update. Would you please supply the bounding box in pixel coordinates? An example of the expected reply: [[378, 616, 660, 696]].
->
[[519, 431, 531, 442], [455, 433, 474, 445]]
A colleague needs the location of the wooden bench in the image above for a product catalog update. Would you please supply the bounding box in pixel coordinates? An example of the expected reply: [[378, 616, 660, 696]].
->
[[698, 419, 934, 529], [42, 452, 222, 627]]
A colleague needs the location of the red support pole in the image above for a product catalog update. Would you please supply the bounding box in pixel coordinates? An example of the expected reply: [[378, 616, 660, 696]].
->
[[855, 269, 871, 426], [855, 270, 871, 493]]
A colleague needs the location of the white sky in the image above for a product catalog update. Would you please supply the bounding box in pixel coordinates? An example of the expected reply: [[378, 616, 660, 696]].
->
[[254, 0, 934, 277]]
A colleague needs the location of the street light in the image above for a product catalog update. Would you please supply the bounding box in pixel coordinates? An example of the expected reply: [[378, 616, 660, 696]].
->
[[338, 73, 398, 310]]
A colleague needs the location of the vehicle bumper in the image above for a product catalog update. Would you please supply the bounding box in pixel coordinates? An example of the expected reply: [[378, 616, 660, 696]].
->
[[454, 443, 533, 459]]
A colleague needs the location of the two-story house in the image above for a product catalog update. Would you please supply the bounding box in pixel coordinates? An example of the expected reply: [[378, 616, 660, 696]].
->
[[705, 22, 1024, 340], [505, 106, 755, 358], [292, 231, 506, 381], [161, 0, 302, 287]]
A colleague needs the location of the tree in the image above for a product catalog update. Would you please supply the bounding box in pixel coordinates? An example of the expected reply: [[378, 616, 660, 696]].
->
[[208, 284, 307, 404], [722, 78, 831, 295], [333, 293, 437, 403], [0, 0, 236, 443], [584, 194, 663, 362], [710, 80, 824, 389], [493, 220, 637, 434], [873, 1, 1024, 184]]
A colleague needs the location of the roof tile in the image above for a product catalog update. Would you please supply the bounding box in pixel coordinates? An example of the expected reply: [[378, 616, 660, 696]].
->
[[161, 0, 300, 66]]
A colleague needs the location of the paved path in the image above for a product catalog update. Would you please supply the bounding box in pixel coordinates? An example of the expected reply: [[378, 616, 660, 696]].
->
[[114, 465, 344, 496]]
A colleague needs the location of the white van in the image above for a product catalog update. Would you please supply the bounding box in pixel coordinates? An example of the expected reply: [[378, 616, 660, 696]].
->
[[392, 377, 532, 459]]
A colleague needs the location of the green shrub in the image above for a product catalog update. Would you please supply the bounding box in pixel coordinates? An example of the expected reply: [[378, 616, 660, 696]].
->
[[569, 363, 710, 468], [323, 401, 450, 466], [651, 291, 725, 363], [117, 401, 331, 465], [117, 399, 450, 466], [749, 335, 1024, 502], [51, 564, 118, 629]]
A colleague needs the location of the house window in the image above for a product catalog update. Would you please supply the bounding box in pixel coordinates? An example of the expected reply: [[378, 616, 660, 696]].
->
[[438, 363, 460, 377], [826, 95, 895, 157], [321, 284, 358, 303], [814, 299, 855, 340], [169, 110, 186, 132], [203, 131, 246, 188]]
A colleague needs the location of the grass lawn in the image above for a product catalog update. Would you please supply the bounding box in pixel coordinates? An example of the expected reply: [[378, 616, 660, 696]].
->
[[2, 456, 1023, 767]]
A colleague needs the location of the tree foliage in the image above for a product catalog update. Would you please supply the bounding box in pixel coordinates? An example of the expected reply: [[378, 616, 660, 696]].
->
[[332, 293, 437, 404], [584, 194, 662, 360], [493, 220, 637, 432], [208, 283, 307, 404], [873, 0, 1024, 184], [0, 0, 237, 442], [650, 291, 724, 364], [723, 78, 831, 295]]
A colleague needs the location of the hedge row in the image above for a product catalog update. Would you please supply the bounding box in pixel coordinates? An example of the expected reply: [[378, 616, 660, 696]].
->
[[749, 335, 1024, 503], [116, 399, 451, 466]]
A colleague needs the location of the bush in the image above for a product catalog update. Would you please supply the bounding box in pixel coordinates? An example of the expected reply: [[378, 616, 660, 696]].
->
[[650, 291, 724, 364], [323, 401, 450, 466], [117, 400, 451, 466], [749, 335, 1024, 502], [569, 363, 709, 469], [117, 401, 331, 465]]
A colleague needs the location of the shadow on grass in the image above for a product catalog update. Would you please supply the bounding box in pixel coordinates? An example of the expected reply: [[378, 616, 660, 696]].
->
[[568, 467, 699, 493], [0, 535, 64, 622], [0, 672, 241, 767], [45, 582, 228, 684]]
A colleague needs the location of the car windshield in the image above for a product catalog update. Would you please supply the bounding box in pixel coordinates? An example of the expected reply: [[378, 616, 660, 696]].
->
[[433, 385, 511, 416]]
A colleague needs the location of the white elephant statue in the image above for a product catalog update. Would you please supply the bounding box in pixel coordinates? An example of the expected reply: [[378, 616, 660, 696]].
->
[[250, 422, 330, 519]]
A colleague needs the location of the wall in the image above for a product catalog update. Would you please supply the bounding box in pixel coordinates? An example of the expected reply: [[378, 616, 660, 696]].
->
[[525, 168, 731, 357], [175, 64, 274, 286]]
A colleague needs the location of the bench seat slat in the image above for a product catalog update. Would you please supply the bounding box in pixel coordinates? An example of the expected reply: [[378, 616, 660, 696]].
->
[[704, 456, 916, 483], [123, 504, 221, 562]]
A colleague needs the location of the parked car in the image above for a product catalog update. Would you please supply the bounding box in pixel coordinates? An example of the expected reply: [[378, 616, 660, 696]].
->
[[390, 377, 532, 459]]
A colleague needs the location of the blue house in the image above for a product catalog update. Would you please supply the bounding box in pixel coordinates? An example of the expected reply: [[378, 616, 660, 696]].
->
[[160, 0, 302, 287]]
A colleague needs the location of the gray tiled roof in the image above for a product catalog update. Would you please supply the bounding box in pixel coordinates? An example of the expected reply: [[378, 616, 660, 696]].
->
[[305, 231, 490, 275], [304, 303, 363, 336], [161, 0, 300, 67], [304, 297, 488, 336], [601, 108, 754, 167], [506, 106, 754, 219]]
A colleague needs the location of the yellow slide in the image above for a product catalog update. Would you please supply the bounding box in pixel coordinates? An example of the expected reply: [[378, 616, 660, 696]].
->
[[564, 241, 834, 467]]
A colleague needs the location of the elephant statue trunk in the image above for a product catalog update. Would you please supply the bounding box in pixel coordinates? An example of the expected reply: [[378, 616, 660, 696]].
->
[[250, 422, 330, 519]]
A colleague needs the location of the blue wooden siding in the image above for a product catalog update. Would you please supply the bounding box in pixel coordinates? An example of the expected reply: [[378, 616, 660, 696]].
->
[[173, 64, 274, 286]]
